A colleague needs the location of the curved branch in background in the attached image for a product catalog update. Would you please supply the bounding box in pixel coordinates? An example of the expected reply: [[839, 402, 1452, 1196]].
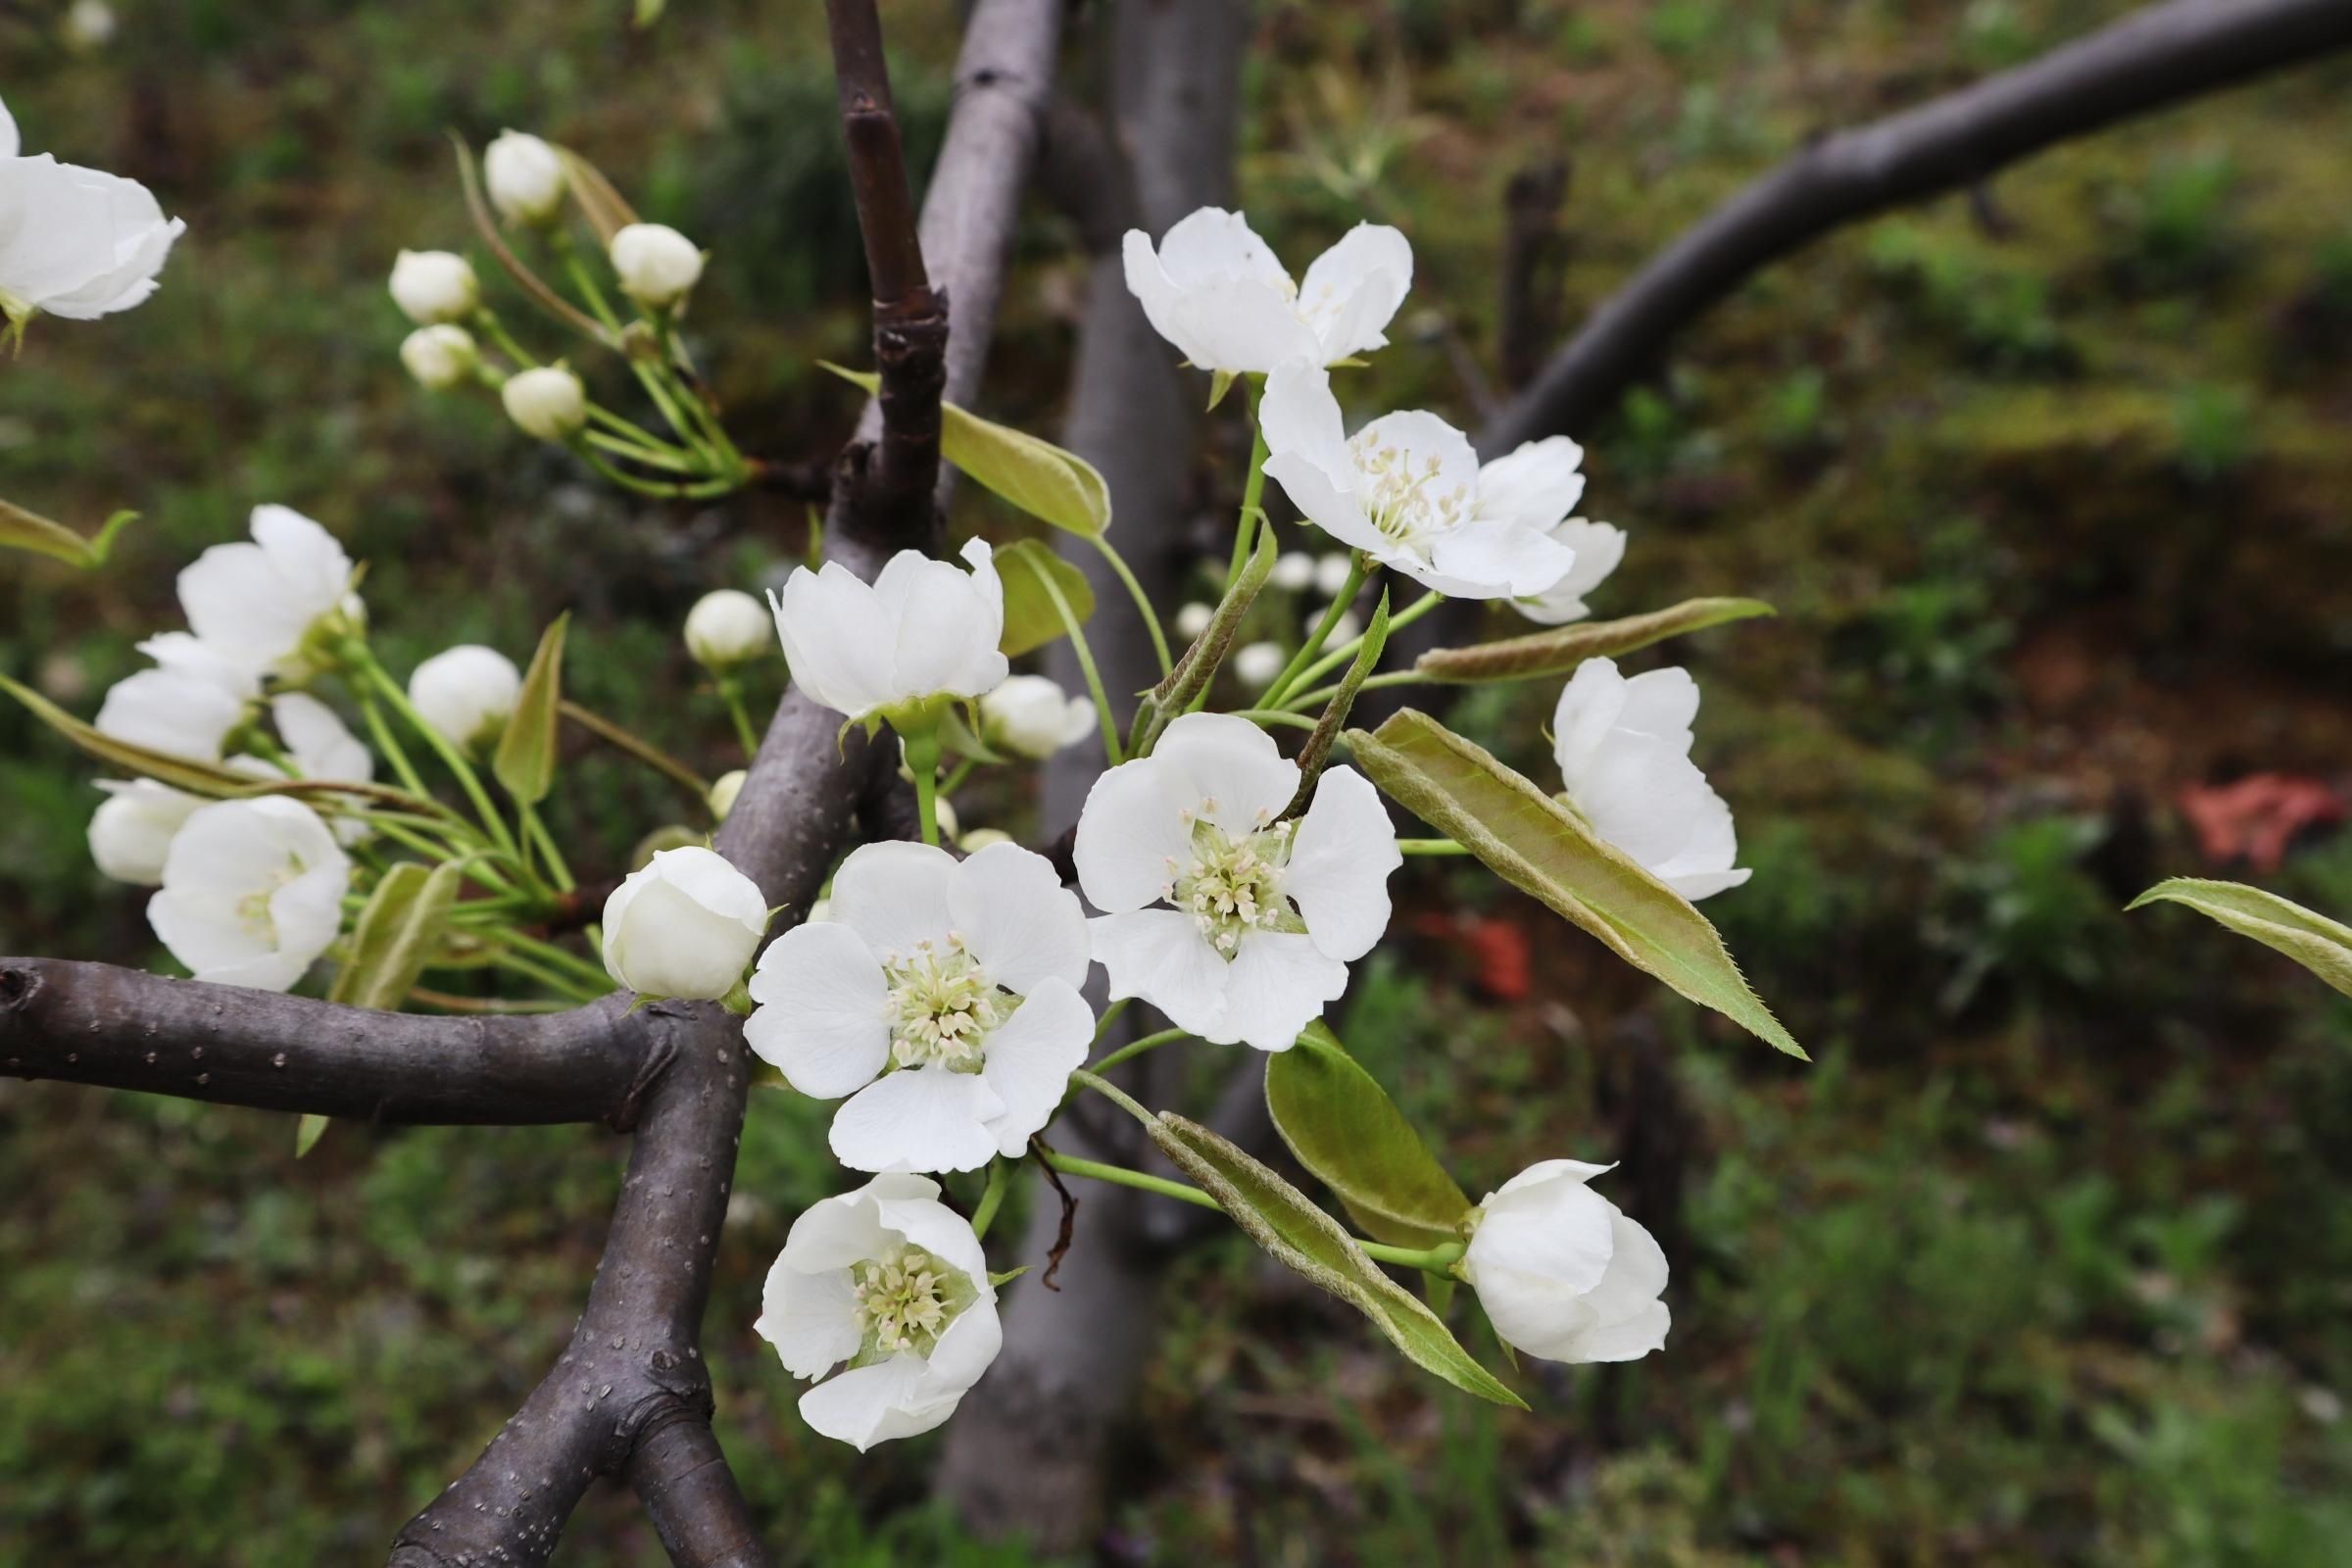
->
[[0, 957, 645, 1124], [1485, 0, 2352, 454]]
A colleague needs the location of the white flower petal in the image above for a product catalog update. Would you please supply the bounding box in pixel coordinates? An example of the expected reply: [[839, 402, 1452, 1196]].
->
[[867, 1186, 992, 1285], [948, 842, 1090, 995], [1550, 658, 1633, 784], [1425, 518, 1577, 601], [754, 1260, 861, 1380], [95, 667, 244, 761], [1297, 222, 1413, 363], [1476, 436, 1588, 533], [829, 840, 958, 960], [1072, 756, 1199, 914], [1473, 1174, 1617, 1297], [827, 1066, 1004, 1174], [1089, 908, 1230, 1041], [1153, 207, 1294, 293], [744, 921, 892, 1099], [797, 1354, 943, 1450], [1216, 929, 1347, 1052], [270, 694, 370, 784], [1513, 518, 1625, 624], [780, 1184, 902, 1273], [978, 979, 1094, 1156], [1557, 1298, 1671, 1363], [1281, 765, 1399, 962], [1152, 711, 1299, 835]]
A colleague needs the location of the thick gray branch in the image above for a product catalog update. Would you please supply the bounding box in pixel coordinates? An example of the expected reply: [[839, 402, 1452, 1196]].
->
[[0, 958, 644, 1124], [1487, 0, 2352, 452]]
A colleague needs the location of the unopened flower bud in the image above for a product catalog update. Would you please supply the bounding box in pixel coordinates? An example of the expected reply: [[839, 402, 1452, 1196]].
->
[[709, 769, 747, 821], [400, 323, 478, 391], [978, 674, 1091, 760], [1232, 641, 1285, 687], [389, 249, 479, 325], [602, 846, 768, 1000], [484, 130, 567, 226], [502, 364, 587, 442], [610, 222, 705, 311], [957, 827, 1013, 854], [407, 645, 522, 753], [684, 589, 772, 670], [1272, 551, 1316, 591], [1174, 602, 1214, 639]]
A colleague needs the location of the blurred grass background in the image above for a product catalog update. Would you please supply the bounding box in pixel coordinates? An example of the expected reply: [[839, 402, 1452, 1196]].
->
[[5, 0, 2352, 1562]]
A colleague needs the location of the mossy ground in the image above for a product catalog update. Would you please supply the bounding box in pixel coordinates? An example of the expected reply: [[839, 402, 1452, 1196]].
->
[[6, 1, 2352, 1563]]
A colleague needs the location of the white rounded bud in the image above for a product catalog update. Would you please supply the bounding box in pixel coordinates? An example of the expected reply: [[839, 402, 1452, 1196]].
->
[[684, 589, 773, 670], [388, 249, 479, 325], [978, 674, 1091, 760], [400, 323, 478, 391], [407, 645, 522, 752], [601, 846, 768, 1000], [708, 769, 747, 822], [88, 780, 202, 886], [957, 827, 1013, 853], [484, 131, 567, 226], [1313, 553, 1355, 598], [1232, 641, 1286, 687], [609, 222, 705, 311], [1174, 602, 1214, 640], [501, 364, 587, 442], [1272, 551, 1316, 591]]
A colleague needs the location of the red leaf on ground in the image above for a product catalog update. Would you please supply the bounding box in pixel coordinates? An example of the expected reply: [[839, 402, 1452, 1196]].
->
[[2176, 773, 2347, 874]]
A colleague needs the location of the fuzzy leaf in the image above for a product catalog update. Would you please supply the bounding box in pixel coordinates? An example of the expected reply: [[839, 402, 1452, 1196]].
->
[[554, 147, 641, 248], [994, 538, 1098, 659], [494, 613, 568, 805], [328, 859, 466, 1010], [2128, 878, 2352, 1000], [1414, 598, 1776, 684], [0, 499, 136, 569], [819, 364, 1112, 537], [1265, 1023, 1471, 1248], [1348, 710, 1804, 1059], [1148, 1113, 1524, 1408], [0, 673, 257, 798]]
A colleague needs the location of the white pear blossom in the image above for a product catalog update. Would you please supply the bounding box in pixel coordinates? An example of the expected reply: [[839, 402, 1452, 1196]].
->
[[976, 674, 1092, 760], [767, 539, 1008, 728], [407, 644, 521, 753], [0, 93, 184, 328], [610, 222, 705, 311], [1261, 363, 1574, 601], [601, 846, 768, 1000], [88, 780, 202, 885], [754, 1173, 1002, 1450], [176, 505, 360, 681], [502, 364, 587, 441], [684, 588, 772, 670], [400, 323, 478, 391], [1232, 641, 1286, 687], [1271, 551, 1317, 592], [95, 634, 257, 762], [1122, 208, 1411, 373], [147, 797, 350, 992], [1476, 436, 1628, 624], [246, 693, 374, 847], [1075, 712, 1399, 1053], [387, 248, 479, 325], [1460, 1160, 1670, 1365], [1552, 659, 1748, 901], [483, 130, 567, 226], [708, 768, 747, 821], [745, 842, 1092, 1174]]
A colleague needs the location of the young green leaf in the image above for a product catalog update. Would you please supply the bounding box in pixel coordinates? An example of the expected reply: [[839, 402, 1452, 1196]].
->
[[995, 539, 1099, 659], [1147, 1112, 1524, 1408], [1265, 1023, 1472, 1248], [554, 146, 642, 249], [1129, 529, 1278, 756], [818, 364, 1112, 536], [494, 613, 568, 805], [448, 132, 612, 346], [295, 1113, 329, 1158], [0, 673, 257, 798], [2128, 877, 2352, 999], [327, 859, 466, 1010], [1414, 597, 1775, 684], [1348, 709, 1804, 1059], [1, 499, 136, 569]]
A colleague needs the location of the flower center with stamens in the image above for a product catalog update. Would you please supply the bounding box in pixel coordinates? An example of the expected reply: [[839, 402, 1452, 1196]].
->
[[231, 854, 307, 946], [879, 936, 1006, 1073], [1166, 809, 1298, 958], [850, 1244, 971, 1357], [1349, 432, 1468, 556]]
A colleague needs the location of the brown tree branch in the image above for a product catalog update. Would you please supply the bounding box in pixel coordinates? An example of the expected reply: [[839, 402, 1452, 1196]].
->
[[1485, 0, 2352, 452], [0, 958, 644, 1125]]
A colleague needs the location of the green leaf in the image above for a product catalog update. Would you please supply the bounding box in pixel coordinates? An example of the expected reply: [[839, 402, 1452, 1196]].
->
[[553, 146, 642, 249], [1414, 597, 1776, 684], [1130, 529, 1278, 756], [295, 1113, 329, 1158], [1, 499, 136, 568], [818, 364, 1111, 536], [1284, 590, 1390, 817], [0, 673, 258, 798], [994, 538, 1097, 659], [1265, 1023, 1472, 1248], [2128, 877, 2352, 1000], [1146, 1113, 1524, 1408], [494, 613, 568, 805], [329, 859, 466, 1010], [1347, 709, 1804, 1059]]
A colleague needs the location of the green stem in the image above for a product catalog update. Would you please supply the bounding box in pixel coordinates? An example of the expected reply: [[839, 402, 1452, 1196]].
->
[[1040, 1151, 1220, 1213], [356, 685, 432, 802], [1262, 551, 1367, 708], [969, 1159, 1007, 1241], [1069, 1066, 1155, 1126], [715, 675, 760, 761], [486, 949, 605, 1004], [938, 757, 978, 797], [1090, 1026, 1192, 1077], [487, 927, 612, 995], [1397, 838, 1474, 857], [1284, 666, 1424, 712], [1280, 586, 1446, 701], [1038, 569, 1122, 765], [471, 308, 538, 369], [520, 803, 574, 893], [1359, 1238, 1467, 1272], [576, 447, 744, 500], [1090, 535, 1173, 677], [583, 427, 702, 471], [1226, 708, 1317, 731], [904, 727, 944, 847], [357, 653, 522, 866], [1223, 377, 1270, 592]]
